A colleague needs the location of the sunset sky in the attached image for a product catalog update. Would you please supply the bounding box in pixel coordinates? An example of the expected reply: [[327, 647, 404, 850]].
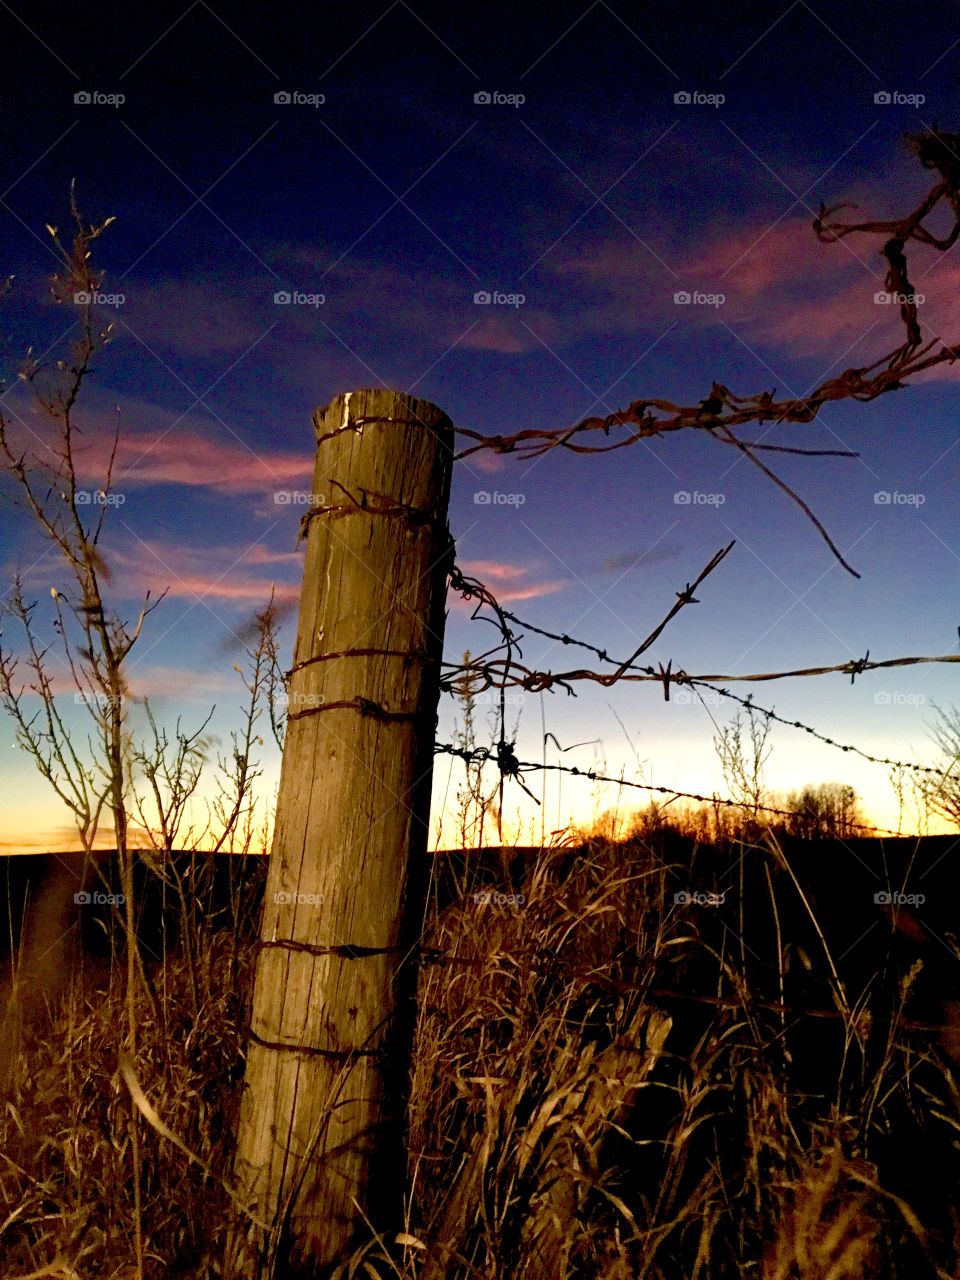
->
[[2, 1, 960, 852]]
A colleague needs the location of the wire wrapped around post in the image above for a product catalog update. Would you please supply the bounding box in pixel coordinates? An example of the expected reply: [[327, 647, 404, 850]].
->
[[228, 389, 454, 1279]]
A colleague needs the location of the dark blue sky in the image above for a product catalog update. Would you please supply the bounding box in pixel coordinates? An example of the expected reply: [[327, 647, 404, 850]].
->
[[2, 1, 959, 848]]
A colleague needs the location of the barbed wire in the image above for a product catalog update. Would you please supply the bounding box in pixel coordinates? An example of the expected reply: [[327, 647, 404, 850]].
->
[[815, 125, 960, 365], [447, 595, 957, 782], [451, 127, 960, 579], [432, 740, 907, 837], [452, 338, 956, 469], [443, 551, 960, 697], [452, 339, 960, 579], [686, 683, 952, 780], [440, 548, 960, 832], [438, 130, 960, 826], [443, 542, 730, 697]]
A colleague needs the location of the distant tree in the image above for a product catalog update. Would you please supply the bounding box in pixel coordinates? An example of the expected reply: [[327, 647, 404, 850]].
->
[[919, 704, 960, 829], [784, 782, 863, 839], [627, 798, 721, 845]]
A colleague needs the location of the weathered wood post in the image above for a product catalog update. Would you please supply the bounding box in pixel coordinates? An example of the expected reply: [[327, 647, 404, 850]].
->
[[228, 389, 454, 1276]]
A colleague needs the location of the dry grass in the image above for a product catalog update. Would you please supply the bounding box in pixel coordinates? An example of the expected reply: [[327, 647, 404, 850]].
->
[[0, 830, 958, 1278], [0, 861, 259, 1279]]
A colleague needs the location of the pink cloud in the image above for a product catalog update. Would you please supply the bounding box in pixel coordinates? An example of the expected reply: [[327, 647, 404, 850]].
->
[[460, 318, 534, 353], [550, 217, 856, 341], [679, 216, 845, 296], [108, 539, 302, 607], [0, 389, 314, 494], [492, 581, 568, 602], [459, 310, 562, 354], [243, 545, 303, 566], [124, 664, 239, 699], [107, 427, 312, 493], [748, 245, 960, 363], [456, 558, 568, 603], [553, 217, 850, 300], [549, 213, 960, 373], [462, 447, 509, 475], [154, 574, 301, 603], [461, 560, 527, 582]]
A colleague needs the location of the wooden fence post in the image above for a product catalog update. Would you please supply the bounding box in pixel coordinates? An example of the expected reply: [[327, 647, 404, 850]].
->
[[228, 389, 454, 1276]]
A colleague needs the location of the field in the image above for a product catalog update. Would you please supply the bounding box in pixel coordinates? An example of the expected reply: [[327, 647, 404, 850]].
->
[[2, 827, 959, 1278]]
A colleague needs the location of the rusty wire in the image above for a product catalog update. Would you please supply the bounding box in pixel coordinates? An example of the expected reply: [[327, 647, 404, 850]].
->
[[451, 337, 959, 580], [815, 125, 960, 362], [445, 597, 958, 782], [439, 548, 960, 819], [438, 128, 960, 823], [432, 740, 906, 837], [452, 127, 960, 578], [452, 343, 954, 465], [442, 550, 960, 699], [444, 642, 960, 697]]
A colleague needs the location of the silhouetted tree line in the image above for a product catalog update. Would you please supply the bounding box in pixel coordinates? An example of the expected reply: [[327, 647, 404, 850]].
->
[[620, 779, 866, 845]]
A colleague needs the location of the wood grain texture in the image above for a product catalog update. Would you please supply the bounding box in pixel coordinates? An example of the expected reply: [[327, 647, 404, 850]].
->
[[229, 389, 453, 1277]]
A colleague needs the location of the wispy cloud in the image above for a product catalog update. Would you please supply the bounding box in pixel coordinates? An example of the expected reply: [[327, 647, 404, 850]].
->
[[108, 538, 302, 606], [681, 217, 842, 297], [457, 558, 568, 602], [458, 311, 561, 353], [548, 212, 960, 374], [125, 664, 241, 699], [120, 280, 270, 357], [0, 390, 313, 494], [109, 428, 313, 492], [600, 546, 681, 574]]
